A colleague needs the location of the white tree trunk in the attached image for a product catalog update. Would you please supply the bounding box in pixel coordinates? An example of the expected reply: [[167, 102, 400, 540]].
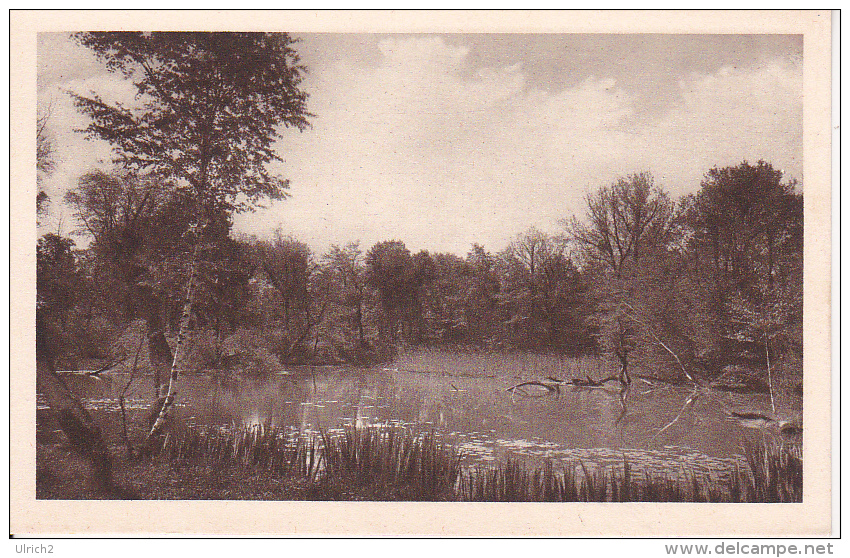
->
[[141, 229, 204, 454], [765, 333, 776, 414]]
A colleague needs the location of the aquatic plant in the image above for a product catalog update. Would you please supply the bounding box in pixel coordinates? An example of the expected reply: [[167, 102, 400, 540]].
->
[[155, 424, 801, 503], [160, 423, 323, 481], [457, 441, 801, 503], [742, 440, 803, 503], [320, 425, 462, 500], [395, 347, 604, 380]]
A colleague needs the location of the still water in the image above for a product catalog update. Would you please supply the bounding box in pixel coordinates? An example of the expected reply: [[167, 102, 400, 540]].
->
[[39, 365, 794, 474]]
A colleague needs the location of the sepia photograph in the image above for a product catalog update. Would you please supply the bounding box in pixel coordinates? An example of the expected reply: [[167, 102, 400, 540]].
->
[[11, 10, 833, 536]]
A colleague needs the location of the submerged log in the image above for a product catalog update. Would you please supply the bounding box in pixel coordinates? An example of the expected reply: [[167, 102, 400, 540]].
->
[[506, 380, 561, 394], [509, 374, 626, 395], [567, 375, 620, 387]]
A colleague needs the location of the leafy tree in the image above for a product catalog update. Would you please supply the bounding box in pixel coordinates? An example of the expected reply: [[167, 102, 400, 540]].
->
[[365, 240, 417, 343], [252, 232, 322, 361], [497, 229, 549, 348], [497, 229, 593, 352], [71, 32, 310, 215], [66, 170, 176, 320], [462, 244, 501, 347], [66, 170, 173, 257], [190, 235, 254, 335], [409, 250, 435, 343], [255, 233, 312, 327], [71, 32, 311, 451], [536, 248, 596, 355], [569, 174, 690, 380], [685, 160, 801, 300], [37, 233, 78, 333], [36, 233, 121, 363], [683, 160, 802, 367], [568, 172, 677, 278], [320, 242, 371, 358], [421, 252, 467, 343]]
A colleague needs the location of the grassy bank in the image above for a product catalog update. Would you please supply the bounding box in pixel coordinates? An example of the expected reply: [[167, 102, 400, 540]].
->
[[394, 347, 605, 380], [37, 424, 802, 502], [459, 440, 801, 503]]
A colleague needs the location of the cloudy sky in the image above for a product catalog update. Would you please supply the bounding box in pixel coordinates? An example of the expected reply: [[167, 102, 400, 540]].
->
[[37, 33, 803, 255]]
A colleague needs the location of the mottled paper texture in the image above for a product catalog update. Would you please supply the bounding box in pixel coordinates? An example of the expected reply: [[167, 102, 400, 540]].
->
[[11, 10, 833, 536]]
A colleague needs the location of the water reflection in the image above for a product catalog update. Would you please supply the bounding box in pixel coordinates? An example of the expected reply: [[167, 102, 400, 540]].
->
[[39, 366, 798, 473]]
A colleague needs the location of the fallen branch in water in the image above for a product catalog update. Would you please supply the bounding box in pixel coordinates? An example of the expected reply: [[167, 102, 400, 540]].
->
[[85, 356, 128, 376], [568, 375, 621, 387], [507, 380, 562, 401], [507, 380, 561, 393], [651, 389, 700, 442]]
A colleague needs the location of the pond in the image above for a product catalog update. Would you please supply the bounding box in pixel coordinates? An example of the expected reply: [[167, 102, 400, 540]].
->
[[38, 363, 799, 477]]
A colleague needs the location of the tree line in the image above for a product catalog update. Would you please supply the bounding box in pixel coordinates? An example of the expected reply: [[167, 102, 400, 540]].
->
[[36, 32, 803, 386], [34, 33, 803, 491], [39, 161, 802, 381]]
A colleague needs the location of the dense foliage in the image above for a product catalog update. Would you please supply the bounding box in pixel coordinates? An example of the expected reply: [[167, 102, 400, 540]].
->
[[39, 34, 803, 385], [71, 32, 310, 215], [40, 162, 802, 382]]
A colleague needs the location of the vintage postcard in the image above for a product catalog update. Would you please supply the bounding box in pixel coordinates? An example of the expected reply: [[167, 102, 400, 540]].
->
[[10, 10, 833, 536]]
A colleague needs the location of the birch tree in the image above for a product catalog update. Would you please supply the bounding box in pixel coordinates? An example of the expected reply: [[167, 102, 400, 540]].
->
[[71, 32, 310, 453]]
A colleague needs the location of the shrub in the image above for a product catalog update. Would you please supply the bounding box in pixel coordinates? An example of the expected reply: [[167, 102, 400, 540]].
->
[[219, 328, 283, 377]]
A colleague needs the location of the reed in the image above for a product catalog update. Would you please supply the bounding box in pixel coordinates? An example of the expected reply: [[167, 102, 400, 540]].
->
[[156, 424, 801, 503], [741, 440, 803, 503], [395, 346, 602, 379], [458, 441, 802, 503], [320, 425, 462, 500], [160, 423, 323, 481], [158, 423, 461, 500]]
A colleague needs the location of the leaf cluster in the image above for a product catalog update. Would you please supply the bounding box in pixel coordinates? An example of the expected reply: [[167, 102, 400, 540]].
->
[[71, 32, 311, 214]]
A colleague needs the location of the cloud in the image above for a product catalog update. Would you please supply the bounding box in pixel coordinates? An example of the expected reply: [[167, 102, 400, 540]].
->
[[39, 35, 803, 256], [378, 36, 469, 70], [243, 36, 638, 254], [621, 60, 803, 195]]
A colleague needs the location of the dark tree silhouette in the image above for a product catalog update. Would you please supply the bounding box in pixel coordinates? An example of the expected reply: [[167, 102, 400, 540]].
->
[[71, 32, 311, 453], [684, 160, 803, 366], [569, 172, 677, 277], [366, 241, 416, 343]]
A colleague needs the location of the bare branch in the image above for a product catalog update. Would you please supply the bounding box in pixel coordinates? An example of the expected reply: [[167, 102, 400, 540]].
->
[[651, 389, 699, 442], [621, 302, 696, 384]]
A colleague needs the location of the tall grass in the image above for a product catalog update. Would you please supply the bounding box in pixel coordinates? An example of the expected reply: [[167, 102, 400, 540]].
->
[[742, 440, 803, 503], [159, 423, 461, 500], [156, 424, 801, 503], [460, 441, 803, 503], [395, 347, 603, 379], [160, 423, 323, 481], [459, 459, 578, 502], [320, 426, 462, 500], [460, 450, 801, 503]]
